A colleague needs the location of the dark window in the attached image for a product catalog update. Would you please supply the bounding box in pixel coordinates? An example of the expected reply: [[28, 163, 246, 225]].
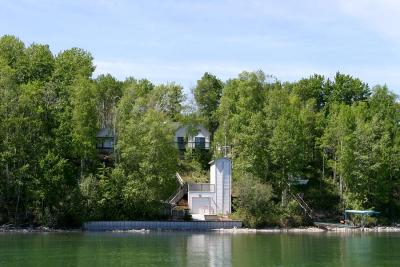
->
[[195, 137, 205, 149], [177, 137, 186, 150], [96, 138, 114, 150], [96, 139, 104, 149]]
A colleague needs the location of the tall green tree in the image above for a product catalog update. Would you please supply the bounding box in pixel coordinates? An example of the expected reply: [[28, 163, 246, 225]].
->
[[194, 72, 223, 134], [0, 35, 25, 69], [152, 82, 185, 121], [71, 78, 99, 177], [95, 74, 122, 128], [53, 48, 95, 85]]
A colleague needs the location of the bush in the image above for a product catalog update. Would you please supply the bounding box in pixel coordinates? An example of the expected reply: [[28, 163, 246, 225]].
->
[[235, 179, 277, 228], [278, 200, 306, 227]]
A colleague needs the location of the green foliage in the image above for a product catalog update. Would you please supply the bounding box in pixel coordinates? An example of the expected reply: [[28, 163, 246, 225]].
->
[[18, 43, 54, 83], [194, 72, 223, 133], [0, 35, 25, 69], [1, 35, 399, 227], [152, 83, 185, 121], [235, 177, 277, 228], [330, 72, 371, 104], [71, 78, 98, 164], [178, 149, 210, 183], [217, 71, 400, 225], [53, 48, 95, 84], [95, 74, 122, 128]]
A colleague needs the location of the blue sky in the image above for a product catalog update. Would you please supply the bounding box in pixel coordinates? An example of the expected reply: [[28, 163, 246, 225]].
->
[[1, 0, 400, 95]]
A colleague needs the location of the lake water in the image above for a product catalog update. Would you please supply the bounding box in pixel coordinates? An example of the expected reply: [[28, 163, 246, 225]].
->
[[0, 231, 399, 266]]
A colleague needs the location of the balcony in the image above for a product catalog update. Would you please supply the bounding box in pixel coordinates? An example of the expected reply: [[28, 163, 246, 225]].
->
[[188, 183, 215, 192], [175, 141, 211, 150]]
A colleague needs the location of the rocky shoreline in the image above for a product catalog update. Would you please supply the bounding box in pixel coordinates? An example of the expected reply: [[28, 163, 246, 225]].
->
[[0, 225, 81, 233]]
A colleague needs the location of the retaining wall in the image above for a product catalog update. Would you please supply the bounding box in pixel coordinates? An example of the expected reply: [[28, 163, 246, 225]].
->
[[83, 220, 242, 231]]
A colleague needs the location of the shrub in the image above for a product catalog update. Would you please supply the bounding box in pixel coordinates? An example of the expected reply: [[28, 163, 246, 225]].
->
[[235, 179, 277, 228]]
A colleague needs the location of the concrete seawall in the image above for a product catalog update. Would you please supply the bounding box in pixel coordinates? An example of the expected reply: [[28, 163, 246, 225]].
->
[[83, 221, 242, 231]]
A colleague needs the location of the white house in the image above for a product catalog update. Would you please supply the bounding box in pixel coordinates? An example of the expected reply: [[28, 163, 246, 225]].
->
[[174, 124, 211, 150], [187, 157, 232, 215]]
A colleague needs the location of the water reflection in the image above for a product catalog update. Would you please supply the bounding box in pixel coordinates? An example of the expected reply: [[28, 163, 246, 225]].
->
[[186, 234, 232, 267], [1, 232, 399, 266]]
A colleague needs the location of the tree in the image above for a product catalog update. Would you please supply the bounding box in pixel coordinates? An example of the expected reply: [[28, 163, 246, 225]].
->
[[71, 78, 99, 177], [152, 82, 185, 121], [320, 103, 355, 204], [194, 72, 223, 134], [0, 35, 25, 69], [330, 72, 371, 105], [53, 48, 95, 85], [18, 43, 54, 83], [235, 177, 276, 227], [104, 79, 180, 219], [95, 74, 122, 128], [292, 74, 330, 110]]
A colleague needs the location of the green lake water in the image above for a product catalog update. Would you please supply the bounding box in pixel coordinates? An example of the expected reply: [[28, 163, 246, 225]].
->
[[0, 231, 399, 266]]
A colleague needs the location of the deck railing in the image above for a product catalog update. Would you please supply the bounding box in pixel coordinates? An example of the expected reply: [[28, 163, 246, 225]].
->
[[188, 183, 215, 192], [175, 141, 211, 150]]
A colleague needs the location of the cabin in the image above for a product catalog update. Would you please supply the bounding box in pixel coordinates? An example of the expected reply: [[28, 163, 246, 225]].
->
[[174, 124, 211, 151], [96, 128, 115, 158]]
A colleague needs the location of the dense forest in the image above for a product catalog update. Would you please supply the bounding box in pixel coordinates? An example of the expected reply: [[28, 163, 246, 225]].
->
[[0, 35, 399, 228]]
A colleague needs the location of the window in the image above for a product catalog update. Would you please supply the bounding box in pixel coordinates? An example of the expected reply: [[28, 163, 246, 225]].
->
[[195, 137, 205, 149], [177, 136, 186, 150], [96, 139, 104, 149], [96, 138, 114, 149]]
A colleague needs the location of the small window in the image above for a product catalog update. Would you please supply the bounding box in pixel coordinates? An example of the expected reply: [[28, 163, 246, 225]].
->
[[195, 137, 205, 149], [177, 137, 186, 149], [96, 139, 104, 148]]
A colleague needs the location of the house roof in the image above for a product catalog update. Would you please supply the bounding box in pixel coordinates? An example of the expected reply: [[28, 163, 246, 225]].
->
[[174, 123, 211, 137], [96, 128, 114, 138]]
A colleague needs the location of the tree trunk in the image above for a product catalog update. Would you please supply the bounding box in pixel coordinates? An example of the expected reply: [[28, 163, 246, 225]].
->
[[80, 158, 84, 178], [339, 140, 343, 199], [15, 185, 20, 225]]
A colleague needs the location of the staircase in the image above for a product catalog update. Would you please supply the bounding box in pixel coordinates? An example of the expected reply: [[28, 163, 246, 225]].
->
[[167, 173, 187, 206], [168, 184, 188, 205], [290, 192, 314, 220]]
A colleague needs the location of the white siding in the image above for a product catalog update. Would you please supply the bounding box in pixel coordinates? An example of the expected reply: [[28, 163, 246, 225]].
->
[[222, 160, 231, 214], [216, 160, 224, 214], [210, 164, 216, 185], [213, 158, 231, 215], [174, 126, 187, 140], [188, 157, 232, 215]]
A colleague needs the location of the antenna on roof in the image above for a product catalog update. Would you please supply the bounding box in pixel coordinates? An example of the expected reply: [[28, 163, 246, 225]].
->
[[219, 121, 230, 157]]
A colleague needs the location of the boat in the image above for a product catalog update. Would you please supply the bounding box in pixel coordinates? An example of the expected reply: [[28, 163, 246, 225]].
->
[[314, 209, 380, 230], [314, 222, 360, 230]]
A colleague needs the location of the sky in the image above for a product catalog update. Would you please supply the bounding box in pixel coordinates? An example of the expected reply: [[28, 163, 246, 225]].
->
[[1, 0, 400, 95]]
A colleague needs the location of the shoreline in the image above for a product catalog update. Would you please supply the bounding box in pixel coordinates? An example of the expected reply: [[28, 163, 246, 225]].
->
[[213, 226, 400, 233], [0, 225, 82, 233], [2, 225, 400, 233]]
